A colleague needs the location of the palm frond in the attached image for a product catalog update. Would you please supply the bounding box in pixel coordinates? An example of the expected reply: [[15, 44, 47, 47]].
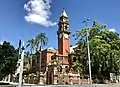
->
[[35, 32, 48, 49], [26, 44, 30, 48]]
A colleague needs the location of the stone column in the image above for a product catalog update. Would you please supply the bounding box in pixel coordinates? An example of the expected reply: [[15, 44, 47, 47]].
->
[[39, 77, 43, 84], [44, 77, 46, 84], [54, 67, 57, 75], [78, 77, 81, 84], [69, 73, 73, 85], [54, 76, 58, 84], [70, 79, 73, 85], [53, 67, 58, 84], [88, 78, 90, 84], [39, 73, 44, 85]]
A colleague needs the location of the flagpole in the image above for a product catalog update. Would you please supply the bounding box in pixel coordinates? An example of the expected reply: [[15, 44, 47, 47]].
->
[[83, 18, 92, 84]]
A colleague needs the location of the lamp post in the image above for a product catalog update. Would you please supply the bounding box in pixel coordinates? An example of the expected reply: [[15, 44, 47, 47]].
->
[[18, 40, 25, 87], [83, 18, 92, 84]]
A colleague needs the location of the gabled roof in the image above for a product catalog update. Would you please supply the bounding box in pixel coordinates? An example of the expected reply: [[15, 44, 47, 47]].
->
[[70, 45, 78, 53]]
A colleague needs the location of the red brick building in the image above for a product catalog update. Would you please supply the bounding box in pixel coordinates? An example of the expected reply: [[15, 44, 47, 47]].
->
[[30, 9, 89, 85]]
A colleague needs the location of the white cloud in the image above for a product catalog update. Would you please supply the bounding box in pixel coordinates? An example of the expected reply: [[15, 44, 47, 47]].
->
[[24, 0, 57, 27], [109, 28, 116, 32]]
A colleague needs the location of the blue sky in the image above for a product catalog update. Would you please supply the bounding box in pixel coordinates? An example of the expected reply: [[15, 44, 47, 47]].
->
[[0, 0, 120, 50]]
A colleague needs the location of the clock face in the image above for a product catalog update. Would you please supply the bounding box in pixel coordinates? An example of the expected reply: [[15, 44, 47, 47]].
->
[[64, 34, 69, 39]]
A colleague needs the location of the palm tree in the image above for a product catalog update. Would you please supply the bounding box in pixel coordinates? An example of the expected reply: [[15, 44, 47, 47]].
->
[[35, 33, 48, 50], [26, 38, 35, 69], [35, 32, 48, 74], [24, 51, 31, 74], [24, 51, 31, 61]]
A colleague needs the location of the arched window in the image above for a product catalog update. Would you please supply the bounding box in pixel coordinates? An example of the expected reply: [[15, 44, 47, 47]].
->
[[73, 57, 77, 62], [58, 66, 62, 72], [65, 66, 69, 73], [59, 26, 62, 30], [60, 66, 62, 72], [65, 26, 68, 30]]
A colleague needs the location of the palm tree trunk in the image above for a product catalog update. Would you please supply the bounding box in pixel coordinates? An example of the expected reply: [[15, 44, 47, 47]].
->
[[39, 45, 42, 84], [30, 49, 32, 71], [39, 46, 42, 72], [39, 42, 42, 72]]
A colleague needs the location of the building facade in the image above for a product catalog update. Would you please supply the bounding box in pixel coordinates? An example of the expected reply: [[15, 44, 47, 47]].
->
[[25, 9, 89, 85]]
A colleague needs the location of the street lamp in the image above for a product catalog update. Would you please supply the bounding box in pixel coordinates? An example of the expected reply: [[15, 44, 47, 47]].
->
[[83, 18, 92, 84], [18, 40, 25, 87]]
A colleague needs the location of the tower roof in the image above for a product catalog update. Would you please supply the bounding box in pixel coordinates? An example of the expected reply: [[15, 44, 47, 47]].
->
[[60, 9, 68, 17]]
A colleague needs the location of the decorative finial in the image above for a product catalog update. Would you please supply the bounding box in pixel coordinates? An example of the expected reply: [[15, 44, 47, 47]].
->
[[60, 8, 68, 17]]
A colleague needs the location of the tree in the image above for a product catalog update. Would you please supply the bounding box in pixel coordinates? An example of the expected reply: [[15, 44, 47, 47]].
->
[[35, 32, 48, 73], [23, 51, 31, 75], [35, 32, 48, 50], [72, 60, 83, 78], [34, 32, 48, 84], [33, 32, 48, 83], [73, 21, 120, 80], [0, 41, 18, 80], [73, 43, 88, 76], [26, 38, 35, 68]]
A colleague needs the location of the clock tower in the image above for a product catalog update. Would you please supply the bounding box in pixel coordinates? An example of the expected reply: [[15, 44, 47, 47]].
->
[[57, 9, 70, 56]]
